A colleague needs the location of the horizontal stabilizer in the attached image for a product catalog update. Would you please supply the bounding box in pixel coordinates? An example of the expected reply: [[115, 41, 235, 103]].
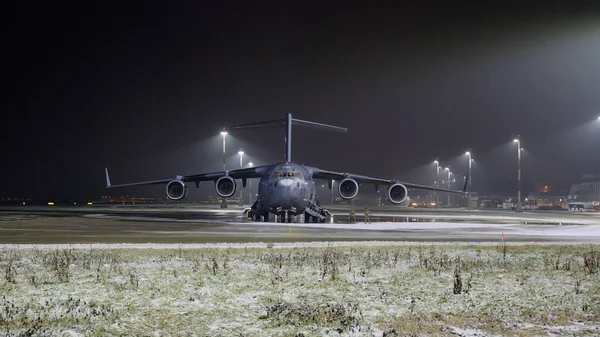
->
[[229, 118, 286, 130], [291, 118, 347, 132], [228, 114, 347, 132]]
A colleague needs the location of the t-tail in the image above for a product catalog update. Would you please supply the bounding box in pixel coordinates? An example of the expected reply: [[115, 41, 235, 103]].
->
[[228, 113, 347, 163]]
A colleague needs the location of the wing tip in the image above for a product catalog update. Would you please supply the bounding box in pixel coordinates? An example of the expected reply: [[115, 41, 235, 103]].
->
[[105, 167, 111, 188]]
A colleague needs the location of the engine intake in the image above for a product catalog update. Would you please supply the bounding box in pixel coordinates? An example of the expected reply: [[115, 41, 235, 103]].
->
[[338, 178, 359, 200], [166, 180, 188, 200], [388, 183, 408, 204], [216, 176, 236, 198]]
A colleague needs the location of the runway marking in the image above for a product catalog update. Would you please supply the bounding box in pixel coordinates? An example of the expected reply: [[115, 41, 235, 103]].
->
[[277, 225, 308, 237]]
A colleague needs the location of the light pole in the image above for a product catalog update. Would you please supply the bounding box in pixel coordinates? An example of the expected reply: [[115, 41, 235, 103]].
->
[[238, 149, 244, 204], [465, 151, 472, 209], [331, 180, 335, 205], [434, 159, 440, 207], [220, 129, 228, 208], [445, 167, 451, 207], [248, 161, 254, 203], [513, 137, 522, 212], [220, 129, 228, 170]]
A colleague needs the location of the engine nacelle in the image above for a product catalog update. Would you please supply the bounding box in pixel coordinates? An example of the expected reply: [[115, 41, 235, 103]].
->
[[215, 176, 236, 198], [338, 178, 359, 200], [166, 180, 188, 200], [388, 183, 408, 204]]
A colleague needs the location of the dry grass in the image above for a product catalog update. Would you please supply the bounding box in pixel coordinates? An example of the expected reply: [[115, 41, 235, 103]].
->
[[1, 243, 599, 336]]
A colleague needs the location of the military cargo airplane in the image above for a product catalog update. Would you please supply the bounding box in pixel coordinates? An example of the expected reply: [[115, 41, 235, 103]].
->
[[105, 113, 468, 223]]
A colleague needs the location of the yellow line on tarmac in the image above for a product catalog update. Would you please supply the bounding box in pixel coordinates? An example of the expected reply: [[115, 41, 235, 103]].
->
[[278, 225, 308, 237]]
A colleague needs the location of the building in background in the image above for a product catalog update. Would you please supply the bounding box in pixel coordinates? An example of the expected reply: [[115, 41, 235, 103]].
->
[[568, 173, 600, 211]]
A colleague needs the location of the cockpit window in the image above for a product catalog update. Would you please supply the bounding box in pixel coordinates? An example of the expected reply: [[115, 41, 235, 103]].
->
[[271, 171, 303, 179]]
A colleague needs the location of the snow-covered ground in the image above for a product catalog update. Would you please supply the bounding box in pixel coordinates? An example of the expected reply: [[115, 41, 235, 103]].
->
[[1, 242, 599, 336]]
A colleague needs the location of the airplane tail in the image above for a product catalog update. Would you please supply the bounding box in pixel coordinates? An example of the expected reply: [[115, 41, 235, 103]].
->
[[228, 113, 347, 162]]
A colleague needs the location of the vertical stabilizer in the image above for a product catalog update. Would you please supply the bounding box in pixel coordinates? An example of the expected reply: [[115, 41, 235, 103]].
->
[[285, 113, 292, 162]]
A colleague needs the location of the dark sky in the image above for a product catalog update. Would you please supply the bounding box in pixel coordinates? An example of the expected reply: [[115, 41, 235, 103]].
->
[[5, 2, 600, 200]]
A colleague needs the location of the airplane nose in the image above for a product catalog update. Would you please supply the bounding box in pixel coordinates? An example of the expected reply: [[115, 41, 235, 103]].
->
[[269, 180, 295, 210]]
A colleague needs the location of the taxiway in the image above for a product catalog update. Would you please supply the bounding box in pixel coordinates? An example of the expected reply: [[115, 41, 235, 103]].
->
[[0, 205, 598, 244]]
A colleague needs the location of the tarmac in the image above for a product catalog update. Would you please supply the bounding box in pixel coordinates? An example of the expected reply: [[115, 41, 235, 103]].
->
[[0, 204, 599, 244]]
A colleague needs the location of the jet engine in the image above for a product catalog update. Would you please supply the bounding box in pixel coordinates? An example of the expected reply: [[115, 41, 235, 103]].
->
[[215, 176, 236, 198], [388, 183, 408, 204], [338, 178, 359, 200], [166, 180, 188, 200]]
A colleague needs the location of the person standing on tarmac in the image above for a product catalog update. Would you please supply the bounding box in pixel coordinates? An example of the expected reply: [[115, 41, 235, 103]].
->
[[349, 209, 356, 223], [364, 207, 371, 224]]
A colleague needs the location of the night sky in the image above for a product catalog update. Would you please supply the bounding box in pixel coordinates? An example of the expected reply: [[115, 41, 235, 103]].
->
[[5, 2, 600, 201]]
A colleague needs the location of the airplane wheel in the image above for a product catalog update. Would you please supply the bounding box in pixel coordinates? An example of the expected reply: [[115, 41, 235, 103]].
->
[[287, 216, 293, 223], [320, 218, 327, 223], [312, 216, 318, 223], [304, 214, 311, 223]]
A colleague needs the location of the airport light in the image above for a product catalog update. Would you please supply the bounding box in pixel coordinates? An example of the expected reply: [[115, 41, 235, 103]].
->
[[238, 149, 244, 167], [434, 158, 440, 207], [331, 180, 335, 205], [220, 128, 228, 171], [247, 161, 254, 203], [220, 127, 228, 208], [466, 151, 472, 209], [238, 149, 244, 204], [445, 167, 451, 207], [514, 137, 523, 212]]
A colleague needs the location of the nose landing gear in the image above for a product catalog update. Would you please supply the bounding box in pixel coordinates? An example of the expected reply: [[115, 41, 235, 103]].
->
[[278, 211, 293, 223]]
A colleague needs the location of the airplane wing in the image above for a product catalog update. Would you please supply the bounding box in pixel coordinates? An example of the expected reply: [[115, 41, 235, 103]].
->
[[105, 165, 268, 189], [307, 167, 468, 194]]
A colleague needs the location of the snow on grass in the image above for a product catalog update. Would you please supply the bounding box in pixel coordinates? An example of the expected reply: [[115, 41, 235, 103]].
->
[[1, 243, 599, 336]]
